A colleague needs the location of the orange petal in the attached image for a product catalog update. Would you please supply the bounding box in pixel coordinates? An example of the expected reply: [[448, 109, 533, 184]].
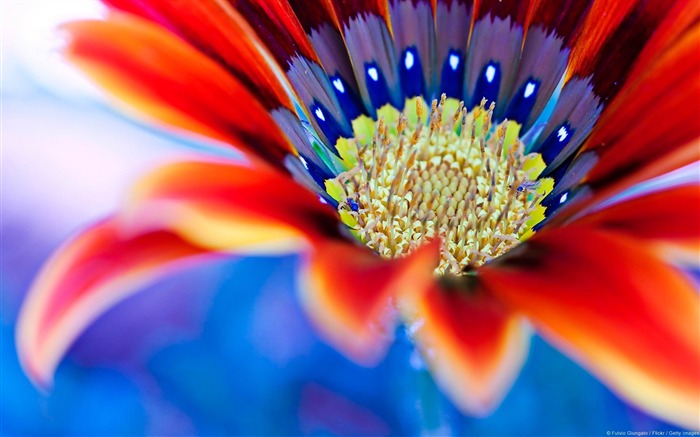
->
[[63, 14, 294, 169], [102, 0, 316, 65], [566, 0, 643, 81], [575, 185, 700, 263], [17, 159, 345, 388], [103, 0, 294, 110], [481, 226, 700, 429], [124, 159, 343, 251], [16, 219, 213, 387], [399, 278, 530, 416], [299, 239, 441, 365]]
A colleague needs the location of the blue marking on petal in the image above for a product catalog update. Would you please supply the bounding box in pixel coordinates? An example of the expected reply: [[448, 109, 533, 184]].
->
[[330, 74, 365, 121], [311, 101, 352, 149], [545, 152, 576, 186], [399, 47, 425, 99], [532, 218, 548, 232], [471, 61, 501, 108], [505, 78, 540, 125], [347, 198, 359, 211], [535, 153, 578, 225], [537, 122, 574, 165], [300, 152, 336, 187], [439, 49, 465, 99], [364, 61, 393, 110], [536, 185, 574, 228], [541, 189, 570, 209]]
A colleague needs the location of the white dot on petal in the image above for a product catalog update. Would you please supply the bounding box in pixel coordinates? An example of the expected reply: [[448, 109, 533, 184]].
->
[[314, 107, 325, 121], [559, 192, 568, 204], [557, 126, 568, 142], [332, 78, 345, 94], [485, 65, 496, 83], [404, 51, 415, 70], [300, 156, 309, 169], [523, 81, 536, 99], [368, 67, 379, 82], [449, 54, 460, 71]]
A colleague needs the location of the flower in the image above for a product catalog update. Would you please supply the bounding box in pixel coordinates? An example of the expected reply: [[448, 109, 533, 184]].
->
[[16, 0, 700, 429]]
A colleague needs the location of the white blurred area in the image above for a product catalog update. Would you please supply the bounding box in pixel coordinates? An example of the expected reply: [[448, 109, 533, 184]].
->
[[2, 0, 106, 99], [0, 0, 190, 235]]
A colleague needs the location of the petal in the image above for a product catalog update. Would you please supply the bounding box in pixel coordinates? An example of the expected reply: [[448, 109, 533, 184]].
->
[[63, 15, 294, 169], [623, 0, 700, 87], [545, 22, 700, 220], [565, 0, 642, 82], [101, 1, 339, 174], [18, 159, 345, 387], [299, 239, 441, 365], [16, 219, 215, 387], [330, 0, 389, 21], [565, 0, 685, 99], [329, 0, 402, 113], [580, 23, 700, 189], [400, 279, 530, 416], [465, 0, 530, 116], [229, 0, 319, 66], [288, 0, 367, 123], [124, 159, 345, 251], [435, 0, 473, 99], [228, 0, 357, 151], [389, 0, 436, 98], [575, 185, 700, 262], [532, 0, 686, 174], [481, 226, 700, 429], [103, 0, 294, 111], [503, 0, 591, 129]]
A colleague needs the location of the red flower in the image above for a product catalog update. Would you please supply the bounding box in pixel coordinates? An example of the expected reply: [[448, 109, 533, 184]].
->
[[17, 0, 700, 428]]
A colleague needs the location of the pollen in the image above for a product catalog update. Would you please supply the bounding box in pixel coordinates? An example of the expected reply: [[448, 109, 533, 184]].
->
[[327, 96, 549, 275]]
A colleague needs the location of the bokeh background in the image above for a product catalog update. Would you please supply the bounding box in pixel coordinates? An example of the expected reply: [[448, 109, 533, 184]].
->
[[0, 1, 690, 435]]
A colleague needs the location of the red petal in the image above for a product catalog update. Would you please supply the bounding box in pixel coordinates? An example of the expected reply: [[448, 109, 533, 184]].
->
[[526, 0, 591, 48], [567, 0, 662, 88], [63, 15, 294, 169], [229, 0, 319, 66], [474, 0, 527, 22], [581, 23, 700, 188], [330, 0, 389, 25], [17, 159, 344, 387], [575, 185, 700, 262], [623, 0, 700, 85], [548, 22, 700, 223], [400, 279, 530, 416], [16, 219, 214, 387], [103, 0, 294, 111], [566, 0, 638, 80], [299, 240, 441, 365], [125, 159, 343, 249], [481, 226, 700, 428]]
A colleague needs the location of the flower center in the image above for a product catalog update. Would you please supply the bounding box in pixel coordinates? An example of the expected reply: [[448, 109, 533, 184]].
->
[[326, 96, 550, 275]]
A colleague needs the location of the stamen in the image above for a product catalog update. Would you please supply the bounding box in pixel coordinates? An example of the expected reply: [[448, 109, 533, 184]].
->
[[332, 96, 546, 275]]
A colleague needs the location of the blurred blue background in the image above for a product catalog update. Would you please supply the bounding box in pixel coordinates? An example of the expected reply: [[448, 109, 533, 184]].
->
[[0, 1, 687, 435]]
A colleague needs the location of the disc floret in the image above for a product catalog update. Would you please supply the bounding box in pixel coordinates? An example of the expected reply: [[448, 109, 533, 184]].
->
[[328, 96, 547, 275]]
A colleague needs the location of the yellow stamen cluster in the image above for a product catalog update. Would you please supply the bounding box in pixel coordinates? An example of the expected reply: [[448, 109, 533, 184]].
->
[[332, 96, 544, 275]]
